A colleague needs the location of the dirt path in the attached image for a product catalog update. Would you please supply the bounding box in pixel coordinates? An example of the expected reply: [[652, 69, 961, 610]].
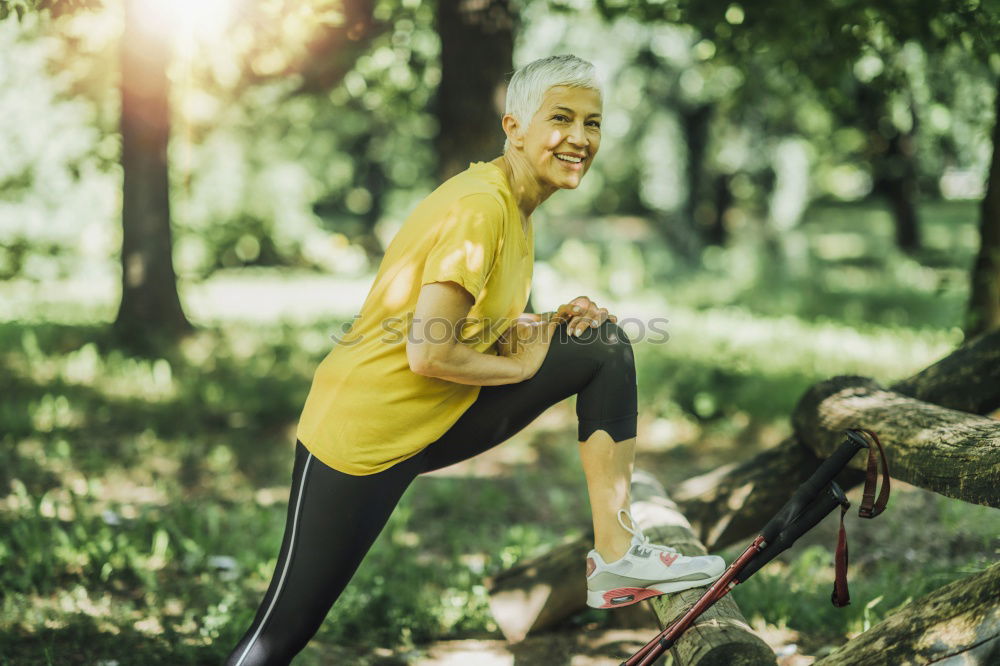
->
[[306, 622, 816, 665], [305, 624, 669, 665]]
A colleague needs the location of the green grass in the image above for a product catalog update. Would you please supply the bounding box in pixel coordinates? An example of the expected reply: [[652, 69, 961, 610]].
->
[[0, 321, 598, 664], [2, 200, 997, 663]]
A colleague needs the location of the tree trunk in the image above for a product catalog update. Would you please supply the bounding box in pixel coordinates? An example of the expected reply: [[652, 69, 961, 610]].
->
[[114, 0, 191, 351], [433, 0, 516, 182], [813, 562, 1000, 665], [857, 81, 922, 254], [486, 471, 776, 665], [675, 328, 1000, 550], [682, 103, 728, 247], [650, 210, 704, 267], [484, 332, 1000, 653], [966, 77, 1000, 339], [486, 329, 1000, 604], [880, 128, 921, 253], [791, 374, 1000, 507]]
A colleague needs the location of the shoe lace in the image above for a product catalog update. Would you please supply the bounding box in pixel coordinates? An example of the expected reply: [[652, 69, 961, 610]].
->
[[618, 509, 678, 556]]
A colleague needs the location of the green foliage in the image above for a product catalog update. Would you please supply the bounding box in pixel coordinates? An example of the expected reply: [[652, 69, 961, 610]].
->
[[0, 0, 102, 22], [0, 0, 28, 21], [590, 0, 1000, 64], [1, 1, 445, 281], [2, 0, 997, 286], [0, 16, 118, 282]]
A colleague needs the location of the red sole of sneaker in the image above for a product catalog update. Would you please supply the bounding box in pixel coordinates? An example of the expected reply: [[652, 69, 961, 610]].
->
[[596, 587, 665, 609]]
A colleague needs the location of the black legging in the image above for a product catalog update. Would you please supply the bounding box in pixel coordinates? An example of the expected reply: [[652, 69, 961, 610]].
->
[[224, 320, 637, 665]]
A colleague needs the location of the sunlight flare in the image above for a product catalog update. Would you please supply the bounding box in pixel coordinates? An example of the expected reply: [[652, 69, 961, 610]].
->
[[132, 0, 234, 46]]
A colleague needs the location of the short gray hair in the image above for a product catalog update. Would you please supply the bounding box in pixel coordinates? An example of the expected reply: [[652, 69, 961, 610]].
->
[[502, 54, 603, 154]]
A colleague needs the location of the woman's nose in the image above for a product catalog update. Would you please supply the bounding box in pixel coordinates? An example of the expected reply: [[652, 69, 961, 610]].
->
[[567, 124, 588, 146]]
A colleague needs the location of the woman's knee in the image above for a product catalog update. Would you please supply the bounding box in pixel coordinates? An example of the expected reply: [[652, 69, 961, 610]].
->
[[571, 319, 633, 358], [550, 319, 633, 382], [541, 319, 634, 384]]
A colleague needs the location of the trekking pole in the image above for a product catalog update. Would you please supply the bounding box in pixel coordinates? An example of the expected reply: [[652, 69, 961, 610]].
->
[[622, 428, 889, 666]]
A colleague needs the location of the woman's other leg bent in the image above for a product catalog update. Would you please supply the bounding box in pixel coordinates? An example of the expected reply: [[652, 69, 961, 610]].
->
[[417, 319, 637, 474], [225, 440, 423, 666]]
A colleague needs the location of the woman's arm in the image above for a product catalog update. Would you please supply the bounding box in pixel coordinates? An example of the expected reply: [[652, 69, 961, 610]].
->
[[407, 281, 526, 386]]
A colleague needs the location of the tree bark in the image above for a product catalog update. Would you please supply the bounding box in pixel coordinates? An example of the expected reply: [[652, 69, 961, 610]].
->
[[889, 328, 1000, 414], [484, 331, 1000, 651], [813, 562, 1000, 666], [486, 471, 776, 665], [966, 77, 1000, 339], [791, 374, 1000, 507], [114, 0, 192, 351], [433, 0, 516, 182], [675, 328, 1000, 550]]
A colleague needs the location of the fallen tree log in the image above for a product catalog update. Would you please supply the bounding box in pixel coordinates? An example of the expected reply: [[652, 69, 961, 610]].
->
[[631, 470, 776, 666], [676, 328, 1000, 550], [486, 470, 775, 664], [484, 529, 591, 643], [889, 328, 1000, 415], [813, 562, 1000, 665], [793, 375, 1000, 507], [672, 437, 841, 552]]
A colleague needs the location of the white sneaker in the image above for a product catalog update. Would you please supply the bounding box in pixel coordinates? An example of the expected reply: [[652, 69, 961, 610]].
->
[[586, 509, 725, 609]]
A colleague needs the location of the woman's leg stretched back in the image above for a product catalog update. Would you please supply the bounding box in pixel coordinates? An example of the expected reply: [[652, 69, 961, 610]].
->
[[224, 441, 423, 666]]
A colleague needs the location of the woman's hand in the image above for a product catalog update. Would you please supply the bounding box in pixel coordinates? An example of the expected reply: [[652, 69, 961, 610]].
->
[[499, 318, 563, 381], [552, 296, 618, 337], [496, 310, 569, 357]]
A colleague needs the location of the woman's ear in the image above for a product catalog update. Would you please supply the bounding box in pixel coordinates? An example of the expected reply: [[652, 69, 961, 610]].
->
[[501, 113, 525, 149]]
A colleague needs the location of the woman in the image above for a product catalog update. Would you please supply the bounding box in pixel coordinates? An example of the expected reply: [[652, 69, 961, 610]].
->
[[225, 54, 724, 666]]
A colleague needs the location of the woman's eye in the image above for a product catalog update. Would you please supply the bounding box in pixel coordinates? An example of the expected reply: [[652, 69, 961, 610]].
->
[[553, 115, 600, 128]]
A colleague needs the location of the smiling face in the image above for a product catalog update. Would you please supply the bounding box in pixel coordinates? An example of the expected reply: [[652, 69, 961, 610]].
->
[[509, 85, 602, 190]]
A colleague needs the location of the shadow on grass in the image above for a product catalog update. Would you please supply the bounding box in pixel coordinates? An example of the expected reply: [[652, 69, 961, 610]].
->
[[0, 320, 313, 490], [1, 615, 193, 666]]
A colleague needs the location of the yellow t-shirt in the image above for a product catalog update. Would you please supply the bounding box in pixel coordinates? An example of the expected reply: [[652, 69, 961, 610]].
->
[[295, 161, 534, 475]]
